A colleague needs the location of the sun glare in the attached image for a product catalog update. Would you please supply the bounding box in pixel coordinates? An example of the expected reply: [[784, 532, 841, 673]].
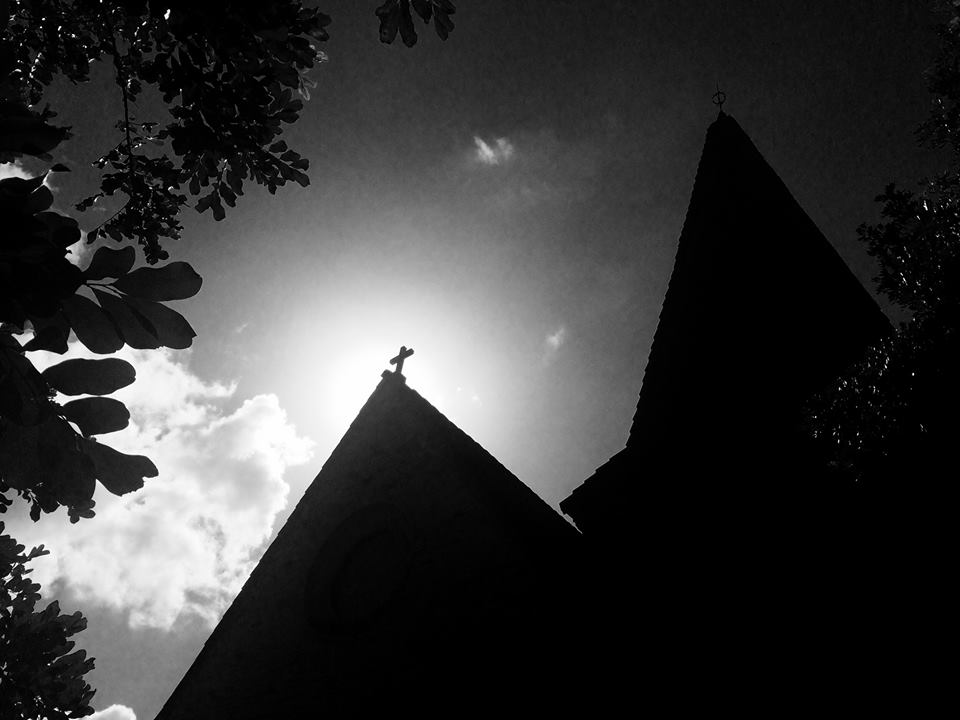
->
[[298, 288, 495, 461]]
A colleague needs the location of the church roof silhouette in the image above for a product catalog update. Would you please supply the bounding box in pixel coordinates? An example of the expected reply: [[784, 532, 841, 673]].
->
[[561, 111, 889, 534], [156, 371, 587, 719], [156, 112, 892, 716]]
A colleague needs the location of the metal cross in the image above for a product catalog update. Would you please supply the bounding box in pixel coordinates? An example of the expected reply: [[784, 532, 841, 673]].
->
[[712, 84, 727, 111], [390, 345, 414, 375]]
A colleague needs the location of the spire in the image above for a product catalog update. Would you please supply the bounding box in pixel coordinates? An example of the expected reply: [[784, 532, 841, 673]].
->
[[562, 112, 890, 531]]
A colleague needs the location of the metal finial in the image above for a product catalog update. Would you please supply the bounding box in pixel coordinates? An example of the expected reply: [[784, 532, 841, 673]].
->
[[712, 83, 726, 111]]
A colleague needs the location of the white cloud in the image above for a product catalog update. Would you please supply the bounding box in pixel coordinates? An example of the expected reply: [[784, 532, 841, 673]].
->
[[9, 345, 314, 630], [89, 704, 137, 720], [67, 237, 93, 267], [0, 160, 32, 180], [543, 325, 567, 365], [473, 135, 514, 166], [546, 326, 567, 350], [463, 128, 603, 211]]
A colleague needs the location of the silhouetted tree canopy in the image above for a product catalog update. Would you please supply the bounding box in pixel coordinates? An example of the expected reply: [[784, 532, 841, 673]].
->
[[1, 0, 455, 521], [807, 1, 960, 486], [0, 521, 95, 719], [1, 2, 454, 712]]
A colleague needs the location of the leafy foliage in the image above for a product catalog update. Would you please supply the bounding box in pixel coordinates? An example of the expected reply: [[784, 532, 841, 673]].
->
[[7, 1, 333, 263], [1, 0, 457, 520], [1, 2, 456, 709], [376, 0, 456, 47], [0, 522, 95, 719], [806, 3, 960, 484], [0, 163, 195, 522]]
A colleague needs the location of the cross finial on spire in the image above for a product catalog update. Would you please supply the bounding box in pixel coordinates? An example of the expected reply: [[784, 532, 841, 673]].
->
[[389, 345, 414, 376], [712, 83, 727, 112]]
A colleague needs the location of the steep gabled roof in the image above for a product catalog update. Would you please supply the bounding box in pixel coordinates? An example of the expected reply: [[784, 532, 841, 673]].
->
[[158, 372, 584, 718], [562, 112, 890, 530]]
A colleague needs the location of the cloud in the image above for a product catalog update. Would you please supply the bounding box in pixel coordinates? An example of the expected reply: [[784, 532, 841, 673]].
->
[[547, 326, 567, 350], [462, 129, 603, 211], [543, 325, 567, 365], [66, 237, 93, 267], [0, 160, 32, 180], [473, 136, 514, 166], [89, 704, 137, 720], [9, 344, 314, 630]]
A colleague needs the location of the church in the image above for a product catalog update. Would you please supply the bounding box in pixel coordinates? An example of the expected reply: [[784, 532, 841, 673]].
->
[[155, 112, 891, 717]]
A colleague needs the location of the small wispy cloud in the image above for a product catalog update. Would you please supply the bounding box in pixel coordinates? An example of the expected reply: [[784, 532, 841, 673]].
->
[[459, 128, 604, 211], [543, 325, 567, 365], [547, 326, 567, 350], [473, 135, 515, 166]]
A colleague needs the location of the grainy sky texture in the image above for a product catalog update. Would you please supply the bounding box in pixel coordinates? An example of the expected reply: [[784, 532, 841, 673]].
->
[[4, 2, 946, 717]]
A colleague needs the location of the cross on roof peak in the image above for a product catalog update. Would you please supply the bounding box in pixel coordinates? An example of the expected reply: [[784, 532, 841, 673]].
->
[[389, 345, 414, 376], [712, 83, 727, 112]]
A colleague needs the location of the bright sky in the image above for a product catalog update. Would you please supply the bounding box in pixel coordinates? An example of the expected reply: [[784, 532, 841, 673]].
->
[[3, 2, 944, 718]]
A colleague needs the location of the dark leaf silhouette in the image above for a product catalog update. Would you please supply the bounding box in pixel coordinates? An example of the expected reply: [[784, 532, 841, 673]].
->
[[0, 416, 96, 511], [0, 100, 71, 161], [82, 246, 136, 281], [61, 397, 130, 436], [377, 0, 454, 45], [411, 0, 433, 22], [123, 297, 196, 349], [376, 0, 402, 44], [36, 210, 81, 248], [432, 0, 456, 40], [0, 339, 51, 426], [21, 321, 69, 354], [80, 438, 157, 496], [92, 290, 161, 350], [399, 0, 418, 47], [112, 262, 202, 301], [60, 295, 124, 354], [24, 184, 54, 214], [42, 358, 135, 396]]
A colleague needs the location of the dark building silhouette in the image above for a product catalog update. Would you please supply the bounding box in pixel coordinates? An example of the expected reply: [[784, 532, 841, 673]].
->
[[156, 371, 590, 719], [562, 111, 889, 539], [157, 113, 893, 716], [562, 112, 895, 707]]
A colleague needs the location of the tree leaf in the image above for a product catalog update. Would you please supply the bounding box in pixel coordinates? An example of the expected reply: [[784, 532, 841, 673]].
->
[[123, 297, 196, 349], [81, 438, 157, 496], [93, 289, 160, 349], [0, 341, 52, 425], [111, 261, 202, 301], [0, 415, 96, 507], [60, 294, 124, 354], [61, 397, 130, 436], [42, 358, 136, 396], [82, 246, 136, 280], [25, 184, 54, 213], [411, 0, 433, 22], [398, 0, 418, 47], [22, 318, 69, 354], [376, 0, 401, 44], [36, 211, 81, 247]]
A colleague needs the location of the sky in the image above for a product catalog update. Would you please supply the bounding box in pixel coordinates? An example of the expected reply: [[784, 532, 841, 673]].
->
[[1, 2, 948, 718]]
